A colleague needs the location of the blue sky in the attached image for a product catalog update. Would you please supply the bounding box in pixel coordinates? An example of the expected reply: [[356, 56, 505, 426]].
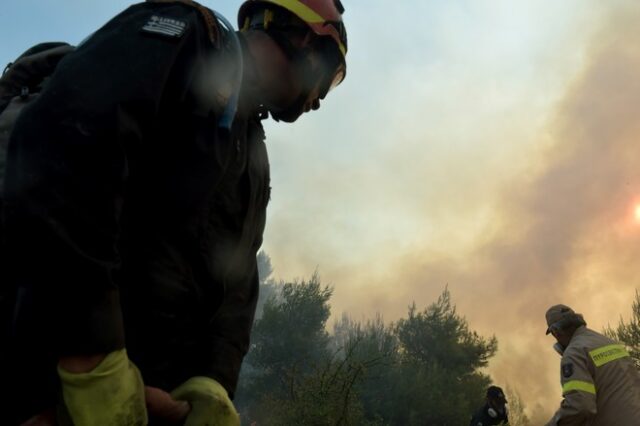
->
[[5, 1, 640, 420]]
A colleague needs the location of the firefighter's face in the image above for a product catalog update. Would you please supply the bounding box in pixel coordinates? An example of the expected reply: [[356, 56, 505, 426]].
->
[[255, 33, 302, 109], [266, 32, 326, 122], [247, 28, 330, 122], [551, 328, 571, 349], [488, 396, 506, 413]]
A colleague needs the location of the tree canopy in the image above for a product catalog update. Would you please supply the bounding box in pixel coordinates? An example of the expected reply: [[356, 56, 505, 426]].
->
[[236, 271, 509, 425], [605, 290, 640, 368]]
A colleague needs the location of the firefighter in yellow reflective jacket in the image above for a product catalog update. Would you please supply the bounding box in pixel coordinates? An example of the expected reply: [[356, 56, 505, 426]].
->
[[545, 304, 640, 425]]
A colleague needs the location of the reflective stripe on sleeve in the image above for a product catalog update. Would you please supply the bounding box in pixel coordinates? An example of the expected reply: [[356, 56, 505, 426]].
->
[[562, 380, 596, 395], [589, 344, 630, 367]]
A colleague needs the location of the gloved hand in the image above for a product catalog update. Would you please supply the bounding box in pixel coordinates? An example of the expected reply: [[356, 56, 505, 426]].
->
[[171, 377, 240, 426], [57, 349, 147, 426]]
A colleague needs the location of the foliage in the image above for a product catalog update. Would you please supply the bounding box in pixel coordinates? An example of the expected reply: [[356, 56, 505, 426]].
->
[[380, 288, 497, 425], [249, 272, 332, 375], [253, 346, 380, 426], [238, 274, 353, 425], [604, 289, 640, 368], [237, 264, 521, 426], [504, 386, 531, 426], [255, 251, 277, 319], [257, 250, 274, 285], [332, 314, 398, 424], [395, 289, 497, 373]]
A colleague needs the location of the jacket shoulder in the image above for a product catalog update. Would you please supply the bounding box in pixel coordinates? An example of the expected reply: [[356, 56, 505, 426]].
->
[[571, 328, 614, 351], [143, 0, 230, 47]]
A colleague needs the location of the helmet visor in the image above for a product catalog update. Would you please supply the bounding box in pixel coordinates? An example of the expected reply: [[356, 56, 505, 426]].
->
[[304, 37, 346, 99]]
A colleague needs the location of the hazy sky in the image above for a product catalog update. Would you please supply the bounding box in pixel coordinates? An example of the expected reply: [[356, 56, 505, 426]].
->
[[3, 0, 640, 420]]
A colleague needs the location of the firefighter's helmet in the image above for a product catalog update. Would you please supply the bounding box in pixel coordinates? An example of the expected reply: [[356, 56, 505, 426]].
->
[[238, 0, 347, 98]]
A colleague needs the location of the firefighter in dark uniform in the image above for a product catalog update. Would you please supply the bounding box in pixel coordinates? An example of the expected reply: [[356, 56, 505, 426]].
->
[[1, 0, 347, 424], [470, 386, 510, 426]]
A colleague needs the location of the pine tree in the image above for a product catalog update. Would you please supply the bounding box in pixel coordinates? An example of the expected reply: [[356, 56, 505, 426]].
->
[[604, 290, 640, 368]]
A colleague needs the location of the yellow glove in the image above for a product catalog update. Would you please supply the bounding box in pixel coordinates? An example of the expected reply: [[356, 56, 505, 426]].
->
[[57, 349, 147, 426], [171, 377, 240, 426]]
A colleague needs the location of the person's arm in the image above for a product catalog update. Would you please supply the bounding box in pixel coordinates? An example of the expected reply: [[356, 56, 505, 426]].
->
[[5, 0, 219, 373], [160, 109, 265, 426], [3, 9, 155, 421], [4, 96, 128, 356], [4, 99, 149, 423], [5, 2, 226, 423], [162, 115, 269, 426], [468, 408, 486, 426], [206, 267, 261, 396], [469, 412, 480, 426], [546, 347, 597, 426], [202, 118, 269, 397]]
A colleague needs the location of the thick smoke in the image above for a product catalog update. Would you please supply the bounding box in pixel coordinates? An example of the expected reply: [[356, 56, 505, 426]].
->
[[265, 0, 640, 418], [373, 2, 640, 416]]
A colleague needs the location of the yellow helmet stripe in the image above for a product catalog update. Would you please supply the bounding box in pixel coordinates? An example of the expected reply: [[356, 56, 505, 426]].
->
[[562, 380, 596, 395], [263, 0, 324, 23], [589, 344, 630, 367], [262, 0, 346, 56]]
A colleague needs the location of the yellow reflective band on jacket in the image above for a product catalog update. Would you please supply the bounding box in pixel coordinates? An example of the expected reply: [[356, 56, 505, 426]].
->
[[563, 380, 597, 395], [589, 344, 630, 367]]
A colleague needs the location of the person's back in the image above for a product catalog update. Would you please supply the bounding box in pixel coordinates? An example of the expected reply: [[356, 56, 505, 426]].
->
[[0, 41, 74, 360], [3, 2, 264, 423], [545, 304, 640, 426], [563, 326, 640, 425]]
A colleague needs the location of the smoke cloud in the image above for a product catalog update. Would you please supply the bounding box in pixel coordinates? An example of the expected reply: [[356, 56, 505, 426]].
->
[[262, 0, 640, 419]]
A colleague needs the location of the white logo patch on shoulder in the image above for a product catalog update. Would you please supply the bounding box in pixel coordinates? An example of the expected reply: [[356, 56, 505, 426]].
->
[[141, 15, 188, 39]]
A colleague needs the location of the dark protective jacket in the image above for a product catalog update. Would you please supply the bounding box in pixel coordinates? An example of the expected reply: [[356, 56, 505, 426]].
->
[[469, 404, 509, 426], [1, 1, 269, 422]]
